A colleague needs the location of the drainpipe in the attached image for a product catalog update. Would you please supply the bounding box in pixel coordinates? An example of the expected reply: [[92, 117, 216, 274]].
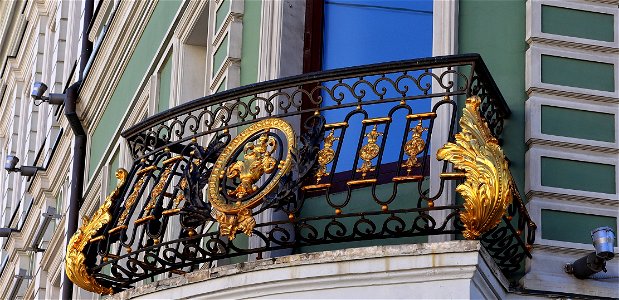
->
[[62, 0, 93, 298], [80, 0, 94, 81], [61, 81, 87, 300]]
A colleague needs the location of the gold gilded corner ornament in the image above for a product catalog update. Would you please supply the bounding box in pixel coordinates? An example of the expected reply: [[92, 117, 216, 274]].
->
[[208, 118, 296, 240], [436, 96, 513, 240], [66, 168, 128, 295]]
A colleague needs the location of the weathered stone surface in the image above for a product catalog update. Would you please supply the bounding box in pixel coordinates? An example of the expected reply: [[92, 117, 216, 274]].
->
[[109, 241, 519, 299]]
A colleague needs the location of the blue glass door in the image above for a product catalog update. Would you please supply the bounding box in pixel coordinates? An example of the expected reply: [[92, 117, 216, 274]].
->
[[321, 0, 433, 172]]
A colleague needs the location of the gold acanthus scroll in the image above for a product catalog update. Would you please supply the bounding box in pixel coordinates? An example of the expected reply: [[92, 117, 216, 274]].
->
[[436, 96, 513, 240], [66, 169, 128, 295]]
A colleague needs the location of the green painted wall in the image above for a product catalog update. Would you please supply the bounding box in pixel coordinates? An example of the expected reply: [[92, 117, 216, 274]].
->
[[541, 55, 615, 92], [542, 210, 617, 245], [459, 0, 527, 193], [541, 106, 615, 142], [106, 150, 119, 194], [213, 34, 229, 75], [215, 0, 230, 32], [158, 52, 173, 113], [541, 157, 616, 194], [542, 5, 614, 42], [240, 0, 261, 86], [89, 0, 182, 178]]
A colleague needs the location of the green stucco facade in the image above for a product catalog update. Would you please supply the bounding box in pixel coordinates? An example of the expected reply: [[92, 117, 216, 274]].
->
[[541, 55, 614, 92], [240, 0, 261, 87], [459, 0, 527, 193], [542, 210, 617, 245], [541, 157, 616, 194], [541, 105, 615, 142], [541, 5, 614, 42], [89, 0, 182, 178]]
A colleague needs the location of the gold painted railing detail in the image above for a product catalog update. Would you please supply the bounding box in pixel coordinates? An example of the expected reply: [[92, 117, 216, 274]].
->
[[135, 156, 182, 225], [109, 166, 154, 233], [437, 96, 513, 239], [402, 120, 427, 173], [66, 169, 128, 295], [208, 118, 296, 240]]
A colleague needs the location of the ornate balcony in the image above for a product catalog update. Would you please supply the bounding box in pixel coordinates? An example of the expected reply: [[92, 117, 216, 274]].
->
[[66, 54, 536, 294]]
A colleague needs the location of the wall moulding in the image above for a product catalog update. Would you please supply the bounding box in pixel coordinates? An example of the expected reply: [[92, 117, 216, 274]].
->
[[526, 44, 619, 100], [526, 0, 618, 50], [525, 93, 618, 152], [80, 0, 155, 130], [83, 0, 188, 192], [526, 144, 619, 201], [526, 196, 618, 251]]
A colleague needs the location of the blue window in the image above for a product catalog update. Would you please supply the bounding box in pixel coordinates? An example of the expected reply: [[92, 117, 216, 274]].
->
[[321, 0, 433, 172]]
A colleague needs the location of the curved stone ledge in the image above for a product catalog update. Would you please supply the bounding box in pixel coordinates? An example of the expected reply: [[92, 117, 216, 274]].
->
[[110, 241, 517, 299]]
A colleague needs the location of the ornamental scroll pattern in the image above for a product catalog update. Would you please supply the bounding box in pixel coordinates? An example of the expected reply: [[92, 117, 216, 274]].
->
[[66, 56, 535, 294], [65, 169, 128, 295], [436, 96, 513, 239]]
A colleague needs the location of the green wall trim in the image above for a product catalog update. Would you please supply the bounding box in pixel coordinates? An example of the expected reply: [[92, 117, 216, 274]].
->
[[541, 157, 616, 194], [213, 34, 229, 76], [542, 5, 614, 42], [89, 0, 182, 178], [240, 0, 261, 86], [157, 51, 173, 113], [459, 0, 527, 193], [542, 210, 617, 245], [541, 106, 615, 143], [215, 0, 230, 33], [541, 55, 615, 92]]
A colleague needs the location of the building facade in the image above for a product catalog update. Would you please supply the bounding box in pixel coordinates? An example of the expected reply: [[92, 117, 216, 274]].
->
[[0, 0, 617, 299]]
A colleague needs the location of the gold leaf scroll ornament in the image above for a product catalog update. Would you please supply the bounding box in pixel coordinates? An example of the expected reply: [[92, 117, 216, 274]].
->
[[66, 169, 128, 295], [208, 118, 296, 240], [436, 96, 512, 239]]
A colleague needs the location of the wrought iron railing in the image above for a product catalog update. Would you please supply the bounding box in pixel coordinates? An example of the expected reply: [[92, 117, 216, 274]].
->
[[67, 54, 535, 294]]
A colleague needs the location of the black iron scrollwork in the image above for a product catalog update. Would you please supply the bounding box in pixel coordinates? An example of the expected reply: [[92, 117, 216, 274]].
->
[[73, 55, 532, 293]]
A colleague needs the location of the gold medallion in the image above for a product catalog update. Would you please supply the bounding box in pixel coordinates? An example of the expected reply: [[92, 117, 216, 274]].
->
[[208, 118, 296, 239]]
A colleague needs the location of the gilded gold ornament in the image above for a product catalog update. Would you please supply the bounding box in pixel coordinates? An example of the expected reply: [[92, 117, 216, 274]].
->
[[315, 129, 338, 183], [436, 96, 513, 239], [226, 133, 278, 199], [208, 118, 296, 240], [162, 177, 188, 216], [212, 208, 255, 240], [66, 168, 128, 295], [111, 166, 154, 233], [357, 125, 382, 177], [141, 156, 181, 219], [402, 120, 427, 173]]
